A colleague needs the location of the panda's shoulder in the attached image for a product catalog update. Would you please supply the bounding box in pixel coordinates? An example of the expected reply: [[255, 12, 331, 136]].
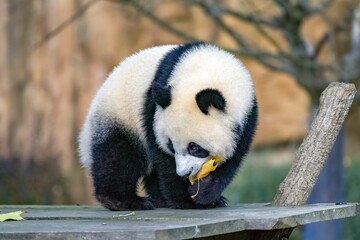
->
[[124, 45, 178, 65]]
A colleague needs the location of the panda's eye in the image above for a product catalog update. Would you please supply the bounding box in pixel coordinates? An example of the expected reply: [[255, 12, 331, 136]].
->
[[187, 142, 209, 158]]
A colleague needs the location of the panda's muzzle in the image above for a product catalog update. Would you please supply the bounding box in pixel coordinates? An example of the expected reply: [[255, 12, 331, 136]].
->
[[175, 153, 207, 178], [177, 168, 195, 178]]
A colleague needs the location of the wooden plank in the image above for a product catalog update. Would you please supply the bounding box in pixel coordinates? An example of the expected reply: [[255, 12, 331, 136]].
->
[[0, 203, 358, 240]]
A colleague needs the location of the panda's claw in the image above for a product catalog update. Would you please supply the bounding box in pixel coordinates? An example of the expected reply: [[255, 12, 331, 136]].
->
[[215, 196, 228, 207]]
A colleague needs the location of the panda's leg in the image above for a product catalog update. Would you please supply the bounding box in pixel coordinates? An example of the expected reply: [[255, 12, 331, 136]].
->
[[91, 125, 155, 211], [144, 170, 166, 208], [151, 152, 199, 209], [154, 151, 226, 209]]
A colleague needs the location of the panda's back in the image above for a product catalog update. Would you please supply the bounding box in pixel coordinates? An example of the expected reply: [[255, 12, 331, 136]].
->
[[96, 45, 176, 135], [79, 45, 175, 167]]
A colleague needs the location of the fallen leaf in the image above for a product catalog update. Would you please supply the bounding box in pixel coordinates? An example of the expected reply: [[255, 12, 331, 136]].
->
[[189, 156, 225, 199], [189, 156, 224, 185], [0, 210, 26, 222]]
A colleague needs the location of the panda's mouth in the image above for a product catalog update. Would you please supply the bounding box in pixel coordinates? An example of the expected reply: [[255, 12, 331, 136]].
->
[[181, 170, 192, 179], [175, 154, 205, 177], [177, 167, 197, 178], [185, 168, 197, 178]]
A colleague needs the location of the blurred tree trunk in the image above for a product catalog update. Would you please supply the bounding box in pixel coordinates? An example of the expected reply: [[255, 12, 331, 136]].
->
[[0, 0, 91, 204]]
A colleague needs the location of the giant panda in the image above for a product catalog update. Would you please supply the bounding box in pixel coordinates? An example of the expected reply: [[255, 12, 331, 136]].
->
[[78, 42, 258, 210]]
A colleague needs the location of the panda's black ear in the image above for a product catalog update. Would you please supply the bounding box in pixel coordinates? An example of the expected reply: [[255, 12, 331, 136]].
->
[[152, 81, 171, 109], [196, 89, 226, 114]]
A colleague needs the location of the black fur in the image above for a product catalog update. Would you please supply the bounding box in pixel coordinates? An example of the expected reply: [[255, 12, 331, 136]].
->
[[144, 169, 166, 208], [196, 88, 226, 114], [151, 82, 171, 109], [90, 117, 155, 210], [167, 139, 175, 154]]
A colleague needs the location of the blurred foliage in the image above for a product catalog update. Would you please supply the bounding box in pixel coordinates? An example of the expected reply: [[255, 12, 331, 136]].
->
[[343, 161, 360, 240], [224, 148, 360, 240], [0, 158, 72, 205]]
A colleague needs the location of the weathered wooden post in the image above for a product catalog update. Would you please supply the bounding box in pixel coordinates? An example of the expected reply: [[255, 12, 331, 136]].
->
[[255, 82, 357, 240]]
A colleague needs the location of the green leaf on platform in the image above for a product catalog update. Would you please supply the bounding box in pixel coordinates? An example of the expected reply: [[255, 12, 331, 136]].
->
[[0, 210, 26, 222]]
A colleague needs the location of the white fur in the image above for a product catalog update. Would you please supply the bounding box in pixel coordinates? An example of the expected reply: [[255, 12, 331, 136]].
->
[[153, 44, 255, 173], [175, 153, 208, 177], [78, 45, 176, 167]]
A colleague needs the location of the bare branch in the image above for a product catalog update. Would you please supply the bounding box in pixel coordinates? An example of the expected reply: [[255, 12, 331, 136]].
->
[[253, 24, 284, 53], [319, 0, 335, 9], [190, 0, 299, 74], [217, 5, 282, 29], [196, 1, 287, 54], [31, 0, 355, 94], [109, 0, 197, 42], [190, 0, 249, 48], [32, 0, 99, 50], [306, 0, 335, 14], [230, 49, 295, 74], [106, 0, 297, 75], [341, 4, 360, 84], [314, 32, 330, 57], [273, 0, 290, 12]]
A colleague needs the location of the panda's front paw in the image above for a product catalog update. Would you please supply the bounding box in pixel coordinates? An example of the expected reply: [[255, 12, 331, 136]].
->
[[97, 195, 156, 211], [188, 175, 226, 208], [215, 196, 228, 207]]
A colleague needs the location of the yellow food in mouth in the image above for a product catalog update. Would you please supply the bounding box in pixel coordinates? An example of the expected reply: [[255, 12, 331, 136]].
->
[[188, 156, 224, 199]]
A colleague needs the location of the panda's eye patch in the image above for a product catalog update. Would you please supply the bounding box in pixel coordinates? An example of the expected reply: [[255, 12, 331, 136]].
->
[[167, 138, 175, 154], [187, 142, 209, 158]]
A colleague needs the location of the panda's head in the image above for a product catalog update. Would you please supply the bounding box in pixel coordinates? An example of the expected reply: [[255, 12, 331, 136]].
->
[[152, 44, 255, 177]]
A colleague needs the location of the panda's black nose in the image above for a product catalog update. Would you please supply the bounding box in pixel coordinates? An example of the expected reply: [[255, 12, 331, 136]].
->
[[185, 167, 194, 178], [185, 171, 192, 178]]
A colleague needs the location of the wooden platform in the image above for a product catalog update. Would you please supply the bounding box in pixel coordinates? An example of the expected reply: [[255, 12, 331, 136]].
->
[[0, 203, 359, 240]]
